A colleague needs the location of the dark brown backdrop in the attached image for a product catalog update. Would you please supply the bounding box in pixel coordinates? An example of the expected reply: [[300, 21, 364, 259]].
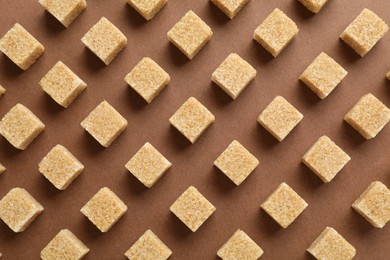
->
[[0, 0, 389, 259]]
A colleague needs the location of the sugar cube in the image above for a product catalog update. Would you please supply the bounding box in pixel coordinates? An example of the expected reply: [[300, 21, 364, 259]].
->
[[81, 17, 127, 65], [217, 229, 263, 259], [128, 0, 167, 21], [387, 71, 390, 80], [298, 0, 329, 14], [0, 23, 44, 70], [167, 10, 213, 60], [0, 104, 45, 150], [0, 188, 44, 232], [210, 0, 250, 19], [0, 163, 5, 175], [344, 93, 390, 139], [0, 85, 5, 97], [341, 9, 388, 57], [212, 53, 257, 99], [39, 0, 86, 27]]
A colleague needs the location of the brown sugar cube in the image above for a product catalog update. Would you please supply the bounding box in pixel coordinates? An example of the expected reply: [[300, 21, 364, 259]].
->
[[81, 17, 127, 65], [39, 0, 86, 27], [212, 53, 257, 99], [40, 61, 87, 108], [261, 182, 307, 228], [81, 100, 127, 147], [341, 9, 388, 57], [300, 52, 348, 99], [344, 93, 390, 139], [387, 71, 390, 80], [302, 136, 351, 183], [125, 230, 172, 260], [210, 0, 250, 19], [167, 10, 213, 60], [41, 229, 89, 260], [217, 229, 264, 259], [125, 142, 171, 188], [0, 85, 5, 97], [258, 96, 303, 141], [128, 0, 167, 21], [0, 23, 44, 70], [124, 57, 170, 103], [0, 188, 44, 232], [307, 227, 356, 260], [170, 186, 216, 232], [81, 187, 127, 232], [214, 140, 259, 185], [298, 0, 329, 14], [169, 97, 215, 143], [0, 104, 45, 150], [253, 8, 298, 57], [0, 163, 5, 174], [352, 181, 390, 228], [39, 144, 84, 190]]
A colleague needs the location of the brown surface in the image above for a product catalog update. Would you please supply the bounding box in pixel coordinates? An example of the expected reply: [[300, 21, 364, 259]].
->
[[0, 0, 389, 259]]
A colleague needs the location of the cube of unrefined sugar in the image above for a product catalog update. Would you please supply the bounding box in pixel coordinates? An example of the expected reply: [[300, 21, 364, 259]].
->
[[386, 71, 390, 80], [0, 163, 5, 174], [352, 181, 390, 228], [81, 100, 127, 147], [302, 136, 351, 183], [0, 188, 44, 232], [127, 0, 167, 21], [81, 17, 127, 65], [169, 97, 215, 143], [217, 229, 263, 259], [170, 186, 216, 232], [214, 140, 259, 185], [81, 187, 127, 232], [300, 52, 348, 99], [41, 229, 89, 260], [210, 0, 250, 19], [344, 93, 390, 139], [253, 8, 298, 57], [212, 53, 257, 99], [125, 142, 171, 188], [0, 104, 45, 150], [0, 23, 44, 70], [124, 57, 170, 103], [307, 227, 356, 260], [39, 144, 84, 190], [167, 10, 213, 60], [0, 85, 5, 97], [298, 0, 329, 14], [261, 182, 307, 228], [39, 0, 86, 27], [125, 230, 172, 260], [258, 96, 303, 141], [40, 61, 87, 108], [341, 9, 388, 57]]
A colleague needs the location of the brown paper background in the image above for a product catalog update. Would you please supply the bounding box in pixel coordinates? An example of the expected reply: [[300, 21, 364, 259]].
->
[[0, 0, 389, 259]]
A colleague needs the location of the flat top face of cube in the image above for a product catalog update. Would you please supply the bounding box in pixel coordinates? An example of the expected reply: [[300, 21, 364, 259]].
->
[[124, 57, 170, 103], [39, 0, 86, 26], [169, 97, 215, 143], [41, 229, 89, 260], [0, 188, 44, 232], [261, 183, 308, 228], [0, 103, 45, 150], [170, 186, 216, 232], [39, 144, 84, 190], [212, 53, 257, 99], [353, 181, 390, 228], [0, 23, 44, 69], [253, 8, 298, 56], [214, 140, 259, 185], [341, 9, 388, 56], [125, 142, 171, 188], [308, 227, 356, 260], [125, 230, 172, 260], [217, 229, 264, 259], [258, 96, 303, 141], [81, 187, 127, 232], [298, 0, 328, 13], [40, 61, 87, 107], [81, 100, 128, 147], [167, 10, 212, 59], [300, 52, 348, 99], [344, 93, 390, 139], [303, 136, 351, 183], [81, 17, 127, 64]]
